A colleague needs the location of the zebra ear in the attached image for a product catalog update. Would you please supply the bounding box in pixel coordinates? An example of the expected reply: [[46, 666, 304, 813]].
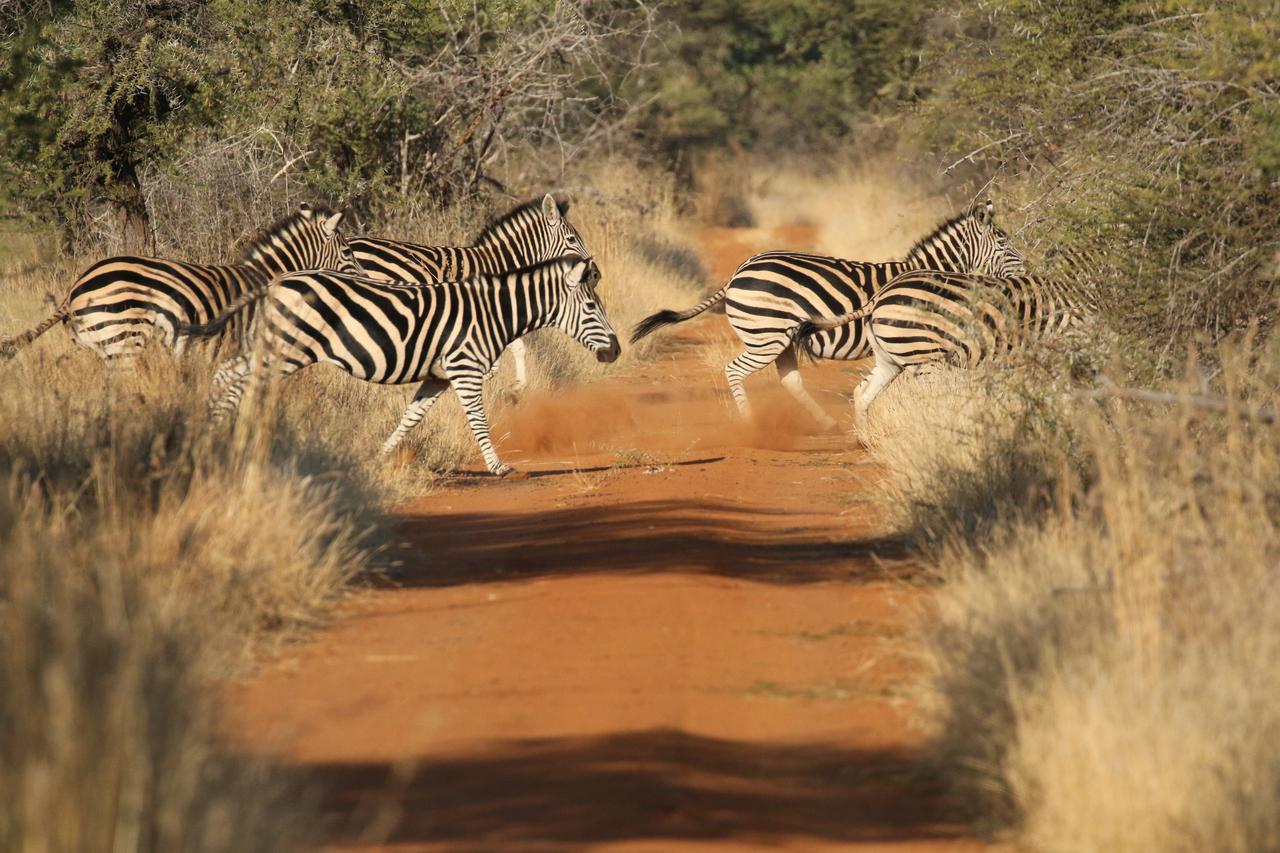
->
[[299, 202, 314, 220], [983, 199, 994, 226], [321, 211, 345, 238], [542, 193, 562, 226], [557, 197, 571, 216]]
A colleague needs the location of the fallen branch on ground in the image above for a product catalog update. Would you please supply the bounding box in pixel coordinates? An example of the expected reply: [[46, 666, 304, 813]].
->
[[1072, 385, 1277, 424]]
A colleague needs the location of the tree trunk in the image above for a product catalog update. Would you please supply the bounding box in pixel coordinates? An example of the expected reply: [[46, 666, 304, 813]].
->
[[113, 162, 154, 255]]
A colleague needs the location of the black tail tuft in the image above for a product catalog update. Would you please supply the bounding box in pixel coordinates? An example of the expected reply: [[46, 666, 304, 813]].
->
[[793, 319, 822, 347], [178, 317, 231, 339], [630, 309, 682, 344]]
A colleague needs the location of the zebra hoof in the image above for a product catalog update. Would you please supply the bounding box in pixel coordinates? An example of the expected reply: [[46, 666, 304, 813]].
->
[[490, 463, 515, 478]]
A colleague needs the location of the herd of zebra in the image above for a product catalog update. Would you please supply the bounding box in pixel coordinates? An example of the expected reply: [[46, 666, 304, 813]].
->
[[0, 194, 1091, 476]]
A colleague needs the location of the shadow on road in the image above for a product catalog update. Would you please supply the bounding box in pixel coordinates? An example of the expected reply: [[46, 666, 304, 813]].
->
[[306, 728, 969, 850], [388, 498, 915, 588]]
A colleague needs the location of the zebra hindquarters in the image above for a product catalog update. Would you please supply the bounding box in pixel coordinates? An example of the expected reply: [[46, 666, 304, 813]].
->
[[67, 294, 159, 362]]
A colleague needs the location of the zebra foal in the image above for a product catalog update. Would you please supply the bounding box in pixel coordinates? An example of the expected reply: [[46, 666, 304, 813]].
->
[[181, 257, 620, 476], [795, 271, 1093, 422], [630, 201, 1026, 431], [0, 204, 363, 361], [350, 194, 591, 395]]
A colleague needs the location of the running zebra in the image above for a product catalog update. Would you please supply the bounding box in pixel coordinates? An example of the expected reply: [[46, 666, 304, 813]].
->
[[349, 194, 591, 395], [630, 201, 1026, 430], [0, 204, 362, 361], [794, 271, 1093, 422], [181, 257, 619, 476]]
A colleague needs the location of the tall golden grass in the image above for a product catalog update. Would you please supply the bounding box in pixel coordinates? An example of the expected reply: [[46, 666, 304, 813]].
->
[[0, 338, 380, 847], [0, 160, 708, 848], [865, 337, 1280, 852]]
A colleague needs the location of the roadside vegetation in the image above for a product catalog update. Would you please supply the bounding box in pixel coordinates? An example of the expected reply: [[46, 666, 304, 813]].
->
[[2, 0, 1277, 849], [860, 3, 1280, 850]]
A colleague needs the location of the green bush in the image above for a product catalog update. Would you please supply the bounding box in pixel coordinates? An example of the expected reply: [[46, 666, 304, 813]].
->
[[907, 1, 1280, 356]]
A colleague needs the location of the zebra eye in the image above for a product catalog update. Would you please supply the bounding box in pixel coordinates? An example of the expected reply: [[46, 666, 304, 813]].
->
[[585, 300, 598, 311]]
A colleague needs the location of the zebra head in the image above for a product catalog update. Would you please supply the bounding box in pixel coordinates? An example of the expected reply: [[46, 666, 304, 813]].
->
[[475, 194, 593, 267], [242, 203, 365, 276], [905, 199, 1026, 277], [553, 259, 620, 363]]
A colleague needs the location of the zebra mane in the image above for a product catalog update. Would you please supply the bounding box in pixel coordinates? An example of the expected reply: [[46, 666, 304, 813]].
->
[[903, 207, 997, 259], [473, 197, 565, 246], [236, 205, 339, 264]]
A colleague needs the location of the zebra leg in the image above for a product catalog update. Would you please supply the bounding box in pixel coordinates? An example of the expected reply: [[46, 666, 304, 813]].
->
[[775, 345, 838, 432], [381, 379, 449, 456], [854, 345, 903, 425], [209, 355, 254, 421], [724, 342, 787, 420], [509, 338, 528, 396], [451, 372, 512, 476]]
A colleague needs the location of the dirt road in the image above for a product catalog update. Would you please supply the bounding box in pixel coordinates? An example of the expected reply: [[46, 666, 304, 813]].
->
[[225, 228, 984, 852]]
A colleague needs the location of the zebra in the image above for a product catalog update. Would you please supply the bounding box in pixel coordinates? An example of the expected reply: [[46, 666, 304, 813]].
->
[[179, 257, 619, 477], [794, 271, 1093, 423], [630, 200, 1027, 430], [0, 203, 363, 361], [349, 194, 591, 397]]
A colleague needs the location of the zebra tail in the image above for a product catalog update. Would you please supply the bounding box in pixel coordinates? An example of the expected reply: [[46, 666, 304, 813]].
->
[[630, 285, 729, 343], [793, 306, 872, 347], [178, 288, 269, 339], [0, 303, 69, 359]]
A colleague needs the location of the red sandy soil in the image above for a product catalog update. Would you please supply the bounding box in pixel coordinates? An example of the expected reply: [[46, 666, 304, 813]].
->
[[224, 226, 989, 852]]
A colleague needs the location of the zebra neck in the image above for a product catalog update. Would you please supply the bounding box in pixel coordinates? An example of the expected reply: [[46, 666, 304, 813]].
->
[[904, 222, 976, 272], [904, 243, 968, 272], [243, 249, 284, 276], [465, 243, 506, 273], [472, 230, 543, 272], [479, 273, 560, 342]]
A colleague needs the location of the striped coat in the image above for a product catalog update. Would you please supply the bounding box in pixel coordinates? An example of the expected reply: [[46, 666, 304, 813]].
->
[[0, 204, 361, 360], [183, 257, 619, 476], [349, 194, 591, 394], [630, 201, 1027, 430], [795, 270, 1093, 422]]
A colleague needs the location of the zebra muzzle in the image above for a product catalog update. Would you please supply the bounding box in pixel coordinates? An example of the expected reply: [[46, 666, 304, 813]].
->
[[596, 336, 622, 364]]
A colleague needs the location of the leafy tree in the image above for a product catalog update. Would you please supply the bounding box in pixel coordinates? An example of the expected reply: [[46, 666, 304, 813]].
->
[[637, 0, 930, 163], [1, 0, 223, 251], [909, 0, 1280, 350], [0, 0, 653, 250]]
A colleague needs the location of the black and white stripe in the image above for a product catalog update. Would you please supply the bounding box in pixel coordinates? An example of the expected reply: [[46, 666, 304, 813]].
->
[[630, 201, 1026, 429], [795, 270, 1092, 422], [184, 257, 620, 476], [0, 204, 362, 360], [350, 194, 591, 394]]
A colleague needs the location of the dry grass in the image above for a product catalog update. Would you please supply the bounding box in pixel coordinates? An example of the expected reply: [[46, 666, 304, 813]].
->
[[744, 155, 954, 261], [1, 163, 707, 484], [0, 161, 710, 846], [0, 481, 315, 852], [0, 350, 380, 848], [867, 336, 1280, 851], [0, 237, 386, 849]]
